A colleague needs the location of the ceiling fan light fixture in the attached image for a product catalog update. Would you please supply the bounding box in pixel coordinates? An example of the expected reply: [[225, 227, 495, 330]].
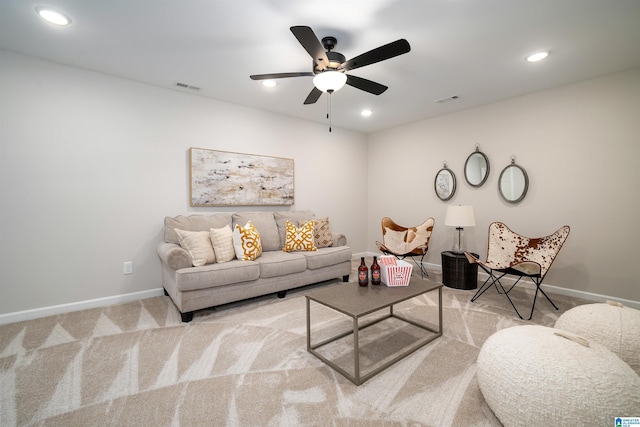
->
[[313, 71, 347, 93], [361, 109, 373, 117], [261, 80, 277, 88]]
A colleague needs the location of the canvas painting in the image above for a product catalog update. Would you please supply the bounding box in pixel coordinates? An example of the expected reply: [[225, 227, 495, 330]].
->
[[190, 148, 294, 206]]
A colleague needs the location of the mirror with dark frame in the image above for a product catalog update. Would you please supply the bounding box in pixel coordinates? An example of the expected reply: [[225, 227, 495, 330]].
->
[[464, 145, 490, 187], [499, 157, 529, 203], [434, 162, 456, 201]]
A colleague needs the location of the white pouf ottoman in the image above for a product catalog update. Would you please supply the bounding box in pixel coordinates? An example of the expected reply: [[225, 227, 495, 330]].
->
[[555, 301, 640, 374], [477, 325, 640, 427]]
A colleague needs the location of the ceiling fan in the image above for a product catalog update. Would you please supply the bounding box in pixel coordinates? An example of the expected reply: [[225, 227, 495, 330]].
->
[[250, 26, 411, 105]]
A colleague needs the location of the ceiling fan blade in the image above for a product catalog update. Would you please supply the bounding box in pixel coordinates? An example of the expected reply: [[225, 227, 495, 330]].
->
[[290, 26, 329, 71], [341, 39, 411, 71], [250, 72, 314, 80], [303, 87, 323, 105], [346, 75, 388, 95]]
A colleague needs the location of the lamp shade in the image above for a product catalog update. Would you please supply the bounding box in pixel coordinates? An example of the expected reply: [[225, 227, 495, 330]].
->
[[445, 205, 476, 227], [313, 71, 347, 93]]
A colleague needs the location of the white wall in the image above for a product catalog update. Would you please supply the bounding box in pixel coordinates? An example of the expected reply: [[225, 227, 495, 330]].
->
[[2, 49, 638, 318], [0, 50, 368, 315], [368, 68, 640, 302]]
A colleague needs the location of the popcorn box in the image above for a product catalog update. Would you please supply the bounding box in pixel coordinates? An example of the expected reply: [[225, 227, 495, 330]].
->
[[379, 256, 412, 286]]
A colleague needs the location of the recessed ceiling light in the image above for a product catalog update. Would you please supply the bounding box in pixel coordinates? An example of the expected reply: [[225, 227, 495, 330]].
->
[[35, 6, 72, 25], [262, 80, 277, 88], [526, 51, 549, 62], [361, 109, 373, 117]]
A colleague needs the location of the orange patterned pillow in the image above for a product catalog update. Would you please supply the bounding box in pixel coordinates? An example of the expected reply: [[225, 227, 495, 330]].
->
[[283, 220, 317, 252], [300, 216, 333, 248], [233, 221, 262, 261]]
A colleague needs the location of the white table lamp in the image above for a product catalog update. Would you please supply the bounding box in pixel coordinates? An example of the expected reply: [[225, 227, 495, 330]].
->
[[445, 205, 476, 253]]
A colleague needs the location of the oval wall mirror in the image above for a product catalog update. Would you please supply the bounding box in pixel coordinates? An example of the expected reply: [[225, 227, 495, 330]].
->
[[464, 146, 490, 187], [434, 163, 456, 201], [499, 159, 529, 203]]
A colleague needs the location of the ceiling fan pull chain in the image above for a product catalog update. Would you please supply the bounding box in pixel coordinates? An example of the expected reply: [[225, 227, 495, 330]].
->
[[327, 91, 332, 132], [326, 92, 330, 120]]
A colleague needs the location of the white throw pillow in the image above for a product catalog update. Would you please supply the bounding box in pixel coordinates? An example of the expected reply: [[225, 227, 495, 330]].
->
[[210, 225, 235, 263], [175, 229, 216, 266]]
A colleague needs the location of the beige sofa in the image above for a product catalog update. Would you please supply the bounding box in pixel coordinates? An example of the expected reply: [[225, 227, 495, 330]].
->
[[157, 210, 351, 322]]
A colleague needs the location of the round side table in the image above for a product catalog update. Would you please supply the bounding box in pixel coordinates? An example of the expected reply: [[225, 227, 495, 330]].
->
[[441, 251, 478, 290]]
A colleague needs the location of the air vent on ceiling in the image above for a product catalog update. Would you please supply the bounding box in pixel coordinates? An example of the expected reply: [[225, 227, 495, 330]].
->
[[434, 95, 459, 104], [175, 82, 201, 91]]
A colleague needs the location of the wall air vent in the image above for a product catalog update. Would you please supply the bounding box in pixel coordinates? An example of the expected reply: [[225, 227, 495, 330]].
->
[[434, 95, 459, 104], [175, 82, 201, 91]]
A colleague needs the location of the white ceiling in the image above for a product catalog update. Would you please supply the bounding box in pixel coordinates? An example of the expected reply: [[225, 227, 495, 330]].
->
[[2, 0, 640, 134]]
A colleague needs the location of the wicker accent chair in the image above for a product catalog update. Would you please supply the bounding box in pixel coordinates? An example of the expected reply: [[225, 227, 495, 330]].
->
[[466, 222, 570, 320], [375, 217, 435, 277]]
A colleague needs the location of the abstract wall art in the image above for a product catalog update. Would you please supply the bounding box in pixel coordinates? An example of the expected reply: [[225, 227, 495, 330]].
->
[[190, 148, 294, 206]]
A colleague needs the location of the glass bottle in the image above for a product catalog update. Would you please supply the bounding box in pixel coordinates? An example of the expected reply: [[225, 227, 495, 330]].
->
[[371, 256, 381, 285], [358, 257, 369, 287]]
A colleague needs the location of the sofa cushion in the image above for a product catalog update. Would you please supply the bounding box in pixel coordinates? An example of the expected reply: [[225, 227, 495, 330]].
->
[[257, 251, 307, 278], [175, 229, 216, 267], [210, 225, 235, 263], [175, 261, 260, 291], [165, 214, 232, 244], [283, 220, 317, 252], [233, 212, 280, 251], [303, 246, 352, 270], [233, 221, 262, 261], [274, 210, 315, 248], [300, 216, 333, 248]]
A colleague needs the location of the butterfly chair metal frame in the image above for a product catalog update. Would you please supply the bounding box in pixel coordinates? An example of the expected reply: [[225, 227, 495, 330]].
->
[[465, 222, 570, 320], [375, 217, 435, 278]]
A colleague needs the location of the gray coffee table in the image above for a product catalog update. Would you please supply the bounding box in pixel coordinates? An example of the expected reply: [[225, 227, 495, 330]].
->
[[305, 278, 442, 385]]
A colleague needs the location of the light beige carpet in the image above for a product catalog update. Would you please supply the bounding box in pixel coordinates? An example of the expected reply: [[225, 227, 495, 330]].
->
[[0, 263, 588, 426]]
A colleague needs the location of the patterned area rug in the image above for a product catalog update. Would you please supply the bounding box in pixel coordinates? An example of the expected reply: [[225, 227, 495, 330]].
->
[[0, 264, 588, 426]]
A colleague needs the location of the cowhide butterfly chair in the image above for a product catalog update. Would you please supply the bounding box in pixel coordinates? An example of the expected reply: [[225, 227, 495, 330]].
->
[[375, 217, 435, 278], [465, 222, 570, 320]]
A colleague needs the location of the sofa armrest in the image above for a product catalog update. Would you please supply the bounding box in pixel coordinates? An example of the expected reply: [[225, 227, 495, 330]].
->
[[331, 232, 347, 247], [157, 242, 192, 271]]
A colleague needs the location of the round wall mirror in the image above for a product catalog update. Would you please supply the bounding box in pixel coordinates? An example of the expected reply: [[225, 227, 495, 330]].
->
[[464, 148, 490, 187], [434, 164, 456, 201], [499, 162, 529, 203]]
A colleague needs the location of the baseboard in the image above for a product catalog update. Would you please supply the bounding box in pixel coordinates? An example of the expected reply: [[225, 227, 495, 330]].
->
[[355, 252, 640, 310], [0, 288, 165, 325], [474, 269, 640, 310], [539, 283, 640, 310], [4, 256, 638, 325]]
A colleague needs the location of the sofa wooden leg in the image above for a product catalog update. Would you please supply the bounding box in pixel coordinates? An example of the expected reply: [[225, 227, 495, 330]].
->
[[180, 311, 194, 323], [277, 291, 287, 299], [343, 275, 350, 282]]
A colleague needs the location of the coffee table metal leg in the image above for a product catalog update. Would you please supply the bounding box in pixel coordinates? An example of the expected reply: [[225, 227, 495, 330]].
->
[[306, 297, 311, 350], [438, 287, 443, 334], [353, 316, 360, 385]]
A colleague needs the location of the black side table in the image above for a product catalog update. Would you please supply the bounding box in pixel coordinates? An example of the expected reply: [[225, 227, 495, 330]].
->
[[441, 251, 479, 290]]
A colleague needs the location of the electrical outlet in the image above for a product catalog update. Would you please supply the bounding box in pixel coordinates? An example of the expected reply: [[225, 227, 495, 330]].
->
[[123, 261, 133, 275]]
